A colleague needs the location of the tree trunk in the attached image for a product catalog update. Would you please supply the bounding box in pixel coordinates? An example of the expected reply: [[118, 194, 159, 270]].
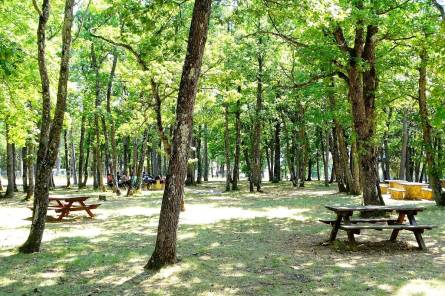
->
[[5, 126, 14, 198], [351, 139, 361, 194], [134, 130, 148, 192], [273, 121, 281, 183], [323, 127, 329, 187], [83, 133, 91, 186], [70, 129, 77, 185], [64, 130, 71, 188], [333, 20, 382, 205], [399, 113, 408, 180], [232, 99, 241, 190], [196, 126, 202, 184], [417, 49, 444, 206], [224, 104, 232, 191], [91, 44, 105, 192], [78, 114, 86, 188], [145, 0, 212, 269], [22, 146, 29, 193], [12, 144, 18, 192], [243, 144, 254, 192], [203, 124, 209, 181], [19, 0, 75, 253], [26, 142, 35, 200], [251, 52, 263, 192]]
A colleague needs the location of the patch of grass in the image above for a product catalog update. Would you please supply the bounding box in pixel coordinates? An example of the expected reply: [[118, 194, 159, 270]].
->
[[0, 181, 444, 295]]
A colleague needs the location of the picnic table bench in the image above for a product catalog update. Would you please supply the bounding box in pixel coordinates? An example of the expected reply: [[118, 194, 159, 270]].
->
[[29, 196, 101, 221], [321, 205, 436, 250]]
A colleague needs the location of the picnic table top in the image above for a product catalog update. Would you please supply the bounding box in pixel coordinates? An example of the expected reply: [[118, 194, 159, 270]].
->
[[325, 205, 425, 212], [49, 195, 90, 202], [384, 179, 406, 183], [399, 182, 428, 186]]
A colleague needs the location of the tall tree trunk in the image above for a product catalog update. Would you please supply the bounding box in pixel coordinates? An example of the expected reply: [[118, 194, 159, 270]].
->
[[91, 44, 105, 192], [203, 124, 209, 181], [78, 114, 85, 188], [333, 19, 382, 205], [417, 49, 444, 206], [251, 52, 263, 192], [351, 139, 361, 193], [22, 146, 29, 193], [224, 104, 232, 191], [322, 127, 330, 187], [105, 50, 120, 195], [383, 107, 392, 180], [83, 133, 90, 186], [146, 0, 212, 269], [196, 126, 202, 184], [4, 126, 14, 198], [26, 142, 35, 200], [399, 113, 408, 180], [273, 121, 281, 183], [232, 100, 241, 190], [70, 129, 77, 185], [134, 130, 148, 192], [19, 0, 75, 253], [12, 144, 18, 192], [243, 144, 254, 192], [64, 130, 71, 188]]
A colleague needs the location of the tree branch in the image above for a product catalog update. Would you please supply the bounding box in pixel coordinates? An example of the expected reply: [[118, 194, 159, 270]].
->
[[333, 27, 351, 53], [32, 0, 42, 17], [89, 31, 148, 70], [432, 0, 445, 21], [376, 0, 411, 15]]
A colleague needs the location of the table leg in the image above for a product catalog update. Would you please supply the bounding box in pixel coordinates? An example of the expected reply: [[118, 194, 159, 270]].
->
[[329, 213, 343, 241], [57, 201, 73, 221], [407, 214, 427, 250], [390, 212, 406, 241], [344, 214, 356, 244], [79, 200, 94, 218]]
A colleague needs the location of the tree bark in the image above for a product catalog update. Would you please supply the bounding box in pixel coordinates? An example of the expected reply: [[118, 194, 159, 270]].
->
[[91, 44, 105, 192], [224, 104, 232, 191], [334, 20, 381, 205], [145, 0, 212, 269], [4, 125, 14, 198], [22, 146, 29, 193], [417, 49, 444, 206], [232, 99, 241, 190], [196, 126, 202, 184], [203, 124, 209, 181], [83, 133, 90, 186], [70, 129, 77, 185], [26, 142, 35, 200], [251, 52, 263, 192], [78, 113, 86, 188], [134, 130, 148, 192], [273, 121, 281, 183], [399, 113, 408, 180], [64, 130, 71, 188], [19, 0, 75, 253]]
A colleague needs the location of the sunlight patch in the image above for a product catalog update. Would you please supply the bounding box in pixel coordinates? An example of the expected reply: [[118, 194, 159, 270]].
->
[[395, 279, 445, 296]]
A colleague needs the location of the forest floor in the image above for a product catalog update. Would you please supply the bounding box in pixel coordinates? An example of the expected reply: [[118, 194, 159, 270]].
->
[[0, 181, 444, 296]]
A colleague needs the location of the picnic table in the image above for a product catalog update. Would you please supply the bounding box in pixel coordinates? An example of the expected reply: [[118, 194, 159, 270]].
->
[[384, 180, 429, 200], [321, 205, 436, 250], [400, 182, 428, 200], [38, 196, 100, 221]]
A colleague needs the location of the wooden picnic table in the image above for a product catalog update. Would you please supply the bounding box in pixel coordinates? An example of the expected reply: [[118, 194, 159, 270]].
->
[[47, 195, 101, 221], [321, 205, 436, 250]]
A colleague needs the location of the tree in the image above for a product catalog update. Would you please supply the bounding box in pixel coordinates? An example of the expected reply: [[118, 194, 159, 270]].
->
[[145, 0, 212, 270], [19, 0, 75, 253]]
